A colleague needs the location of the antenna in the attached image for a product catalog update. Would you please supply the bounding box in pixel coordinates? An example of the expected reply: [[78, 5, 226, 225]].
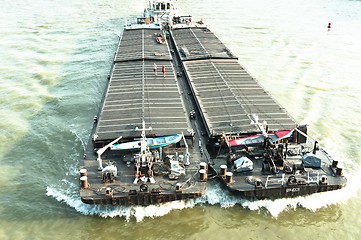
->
[[250, 114, 268, 137]]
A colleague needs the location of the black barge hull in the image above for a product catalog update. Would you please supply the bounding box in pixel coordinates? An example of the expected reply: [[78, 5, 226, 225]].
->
[[218, 179, 346, 199], [81, 192, 202, 206]]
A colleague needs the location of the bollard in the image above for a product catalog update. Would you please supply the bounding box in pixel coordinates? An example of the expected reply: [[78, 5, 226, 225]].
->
[[79, 168, 87, 177], [226, 172, 233, 184], [199, 162, 207, 170], [80, 176, 89, 189], [199, 169, 207, 181], [336, 167, 343, 176], [220, 165, 227, 176], [332, 160, 338, 168]]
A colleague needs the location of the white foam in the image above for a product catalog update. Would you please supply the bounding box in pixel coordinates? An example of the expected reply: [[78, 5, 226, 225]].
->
[[46, 183, 197, 222], [47, 164, 361, 221], [69, 125, 87, 152], [215, 167, 359, 218]]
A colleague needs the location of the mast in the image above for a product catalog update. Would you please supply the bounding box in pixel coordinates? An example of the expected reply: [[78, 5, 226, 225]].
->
[[133, 121, 155, 184]]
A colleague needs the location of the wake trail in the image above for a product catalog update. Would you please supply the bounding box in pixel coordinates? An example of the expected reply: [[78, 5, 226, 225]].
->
[[46, 167, 360, 221]]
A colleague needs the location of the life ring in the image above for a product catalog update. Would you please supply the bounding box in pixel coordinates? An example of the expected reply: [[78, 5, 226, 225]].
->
[[288, 175, 297, 184]]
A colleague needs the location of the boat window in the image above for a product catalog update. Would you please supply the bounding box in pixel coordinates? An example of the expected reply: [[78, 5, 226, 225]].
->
[[167, 3, 170, 10], [161, 3, 165, 10], [137, 17, 146, 24]]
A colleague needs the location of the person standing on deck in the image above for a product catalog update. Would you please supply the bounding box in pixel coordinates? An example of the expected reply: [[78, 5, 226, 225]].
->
[[161, 64, 165, 77], [153, 63, 157, 76]]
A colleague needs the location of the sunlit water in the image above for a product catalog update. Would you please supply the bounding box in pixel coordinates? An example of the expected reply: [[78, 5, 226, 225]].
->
[[1, 0, 361, 239]]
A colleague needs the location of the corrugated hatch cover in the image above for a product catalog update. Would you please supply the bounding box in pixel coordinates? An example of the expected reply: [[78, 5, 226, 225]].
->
[[172, 28, 296, 136], [94, 28, 191, 142]]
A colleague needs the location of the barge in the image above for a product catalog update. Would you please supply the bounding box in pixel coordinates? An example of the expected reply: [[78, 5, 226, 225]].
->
[[79, 0, 347, 205]]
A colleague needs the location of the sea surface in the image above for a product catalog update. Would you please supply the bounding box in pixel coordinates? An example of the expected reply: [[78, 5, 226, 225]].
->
[[1, 0, 361, 239]]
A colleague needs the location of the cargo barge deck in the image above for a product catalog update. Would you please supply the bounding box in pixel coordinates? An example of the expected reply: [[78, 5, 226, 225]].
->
[[78, 0, 346, 205]]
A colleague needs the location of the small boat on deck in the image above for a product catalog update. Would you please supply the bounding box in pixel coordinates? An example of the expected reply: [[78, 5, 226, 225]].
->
[[110, 134, 183, 151], [228, 129, 294, 147]]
